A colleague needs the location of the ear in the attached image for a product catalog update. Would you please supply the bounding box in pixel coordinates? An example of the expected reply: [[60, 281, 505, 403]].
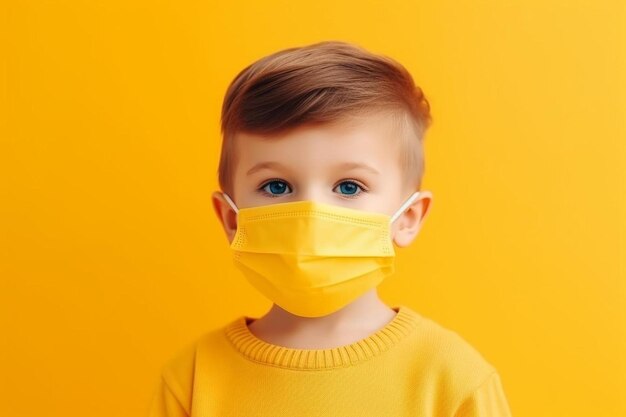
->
[[392, 190, 433, 248], [211, 191, 238, 244]]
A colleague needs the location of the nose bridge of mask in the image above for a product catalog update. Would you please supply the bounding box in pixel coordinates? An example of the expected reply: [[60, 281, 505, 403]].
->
[[223, 191, 421, 224], [222, 191, 420, 218]]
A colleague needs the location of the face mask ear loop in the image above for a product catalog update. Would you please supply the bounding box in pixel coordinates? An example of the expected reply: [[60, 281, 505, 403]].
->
[[389, 191, 421, 225], [222, 192, 239, 214]]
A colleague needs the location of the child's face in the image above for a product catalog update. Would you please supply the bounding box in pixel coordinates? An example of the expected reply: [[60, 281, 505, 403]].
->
[[212, 111, 432, 248]]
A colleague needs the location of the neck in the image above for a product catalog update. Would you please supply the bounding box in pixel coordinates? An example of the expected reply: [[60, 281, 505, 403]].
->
[[246, 289, 398, 349]]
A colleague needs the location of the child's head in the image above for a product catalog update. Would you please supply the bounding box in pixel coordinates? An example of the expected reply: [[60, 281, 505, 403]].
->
[[213, 40, 433, 248]]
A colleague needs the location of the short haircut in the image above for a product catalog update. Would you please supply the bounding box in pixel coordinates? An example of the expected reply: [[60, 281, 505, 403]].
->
[[218, 40, 432, 197]]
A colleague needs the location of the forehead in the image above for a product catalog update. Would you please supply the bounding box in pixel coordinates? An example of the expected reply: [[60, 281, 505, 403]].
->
[[233, 112, 402, 175]]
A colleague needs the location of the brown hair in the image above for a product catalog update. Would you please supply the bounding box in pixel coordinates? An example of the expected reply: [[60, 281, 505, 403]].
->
[[218, 40, 432, 197]]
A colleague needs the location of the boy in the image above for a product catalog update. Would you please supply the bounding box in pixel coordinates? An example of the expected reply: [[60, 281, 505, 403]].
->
[[149, 40, 513, 416]]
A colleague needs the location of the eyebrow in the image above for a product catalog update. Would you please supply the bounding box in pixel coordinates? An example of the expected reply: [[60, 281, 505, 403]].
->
[[336, 162, 380, 175], [246, 161, 291, 176], [246, 161, 380, 176]]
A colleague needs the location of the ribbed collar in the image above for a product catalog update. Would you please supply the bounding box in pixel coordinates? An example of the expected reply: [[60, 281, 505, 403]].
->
[[223, 305, 422, 370]]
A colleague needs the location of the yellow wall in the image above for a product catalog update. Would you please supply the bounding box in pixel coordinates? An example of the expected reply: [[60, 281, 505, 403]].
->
[[1, 1, 624, 416]]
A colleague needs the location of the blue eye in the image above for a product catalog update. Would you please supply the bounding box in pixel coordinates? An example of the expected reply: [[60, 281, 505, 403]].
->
[[334, 180, 369, 198], [260, 180, 291, 197], [335, 181, 362, 196]]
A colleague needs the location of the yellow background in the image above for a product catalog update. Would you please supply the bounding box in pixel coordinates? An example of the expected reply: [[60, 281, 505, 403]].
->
[[1, 1, 624, 416]]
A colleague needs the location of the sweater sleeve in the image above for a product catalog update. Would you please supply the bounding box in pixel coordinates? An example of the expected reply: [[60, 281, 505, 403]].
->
[[452, 372, 513, 417], [148, 376, 189, 417], [148, 340, 197, 417]]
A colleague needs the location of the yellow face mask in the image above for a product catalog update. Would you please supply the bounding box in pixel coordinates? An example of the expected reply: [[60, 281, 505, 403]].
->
[[222, 191, 422, 317]]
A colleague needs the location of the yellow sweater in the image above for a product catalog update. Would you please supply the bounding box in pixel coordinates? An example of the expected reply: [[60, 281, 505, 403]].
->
[[149, 305, 513, 416]]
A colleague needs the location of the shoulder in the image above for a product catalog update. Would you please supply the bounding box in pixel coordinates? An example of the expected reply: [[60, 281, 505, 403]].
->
[[419, 314, 497, 373], [409, 311, 499, 400], [453, 371, 513, 417], [158, 325, 228, 413], [158, 339, 197, 415]]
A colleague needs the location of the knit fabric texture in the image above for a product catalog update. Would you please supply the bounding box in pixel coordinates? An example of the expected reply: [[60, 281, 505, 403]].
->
[[148, 305, 513, 416]]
